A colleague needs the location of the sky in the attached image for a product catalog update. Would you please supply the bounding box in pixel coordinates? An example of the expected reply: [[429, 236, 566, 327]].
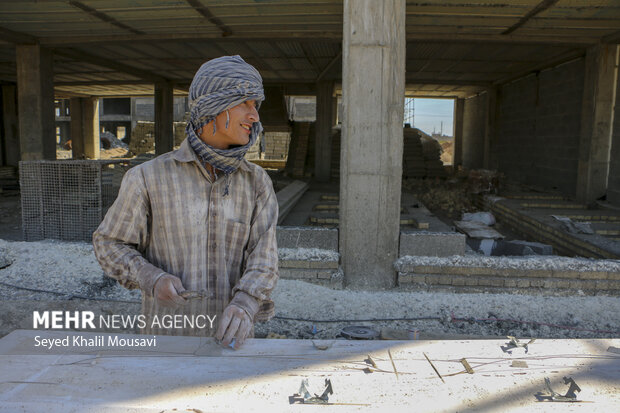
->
[[405, 98, 454, 136]]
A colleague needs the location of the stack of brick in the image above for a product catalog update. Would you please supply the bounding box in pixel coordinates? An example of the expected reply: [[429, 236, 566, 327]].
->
[[395, 256, 620, 295], [421, 135, 447, 178], [330, 128, 341, 179], [285, 122, 312, 177], [173, 122, 187, 147], [263, 126, 291, 160], [129, 121, 155, 155], [402, 128, 426, 178], [278, 256, 342, 288], [129, 121, 189, 155]]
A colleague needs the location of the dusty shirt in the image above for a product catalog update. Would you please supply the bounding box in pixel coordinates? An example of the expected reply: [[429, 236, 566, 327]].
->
[[93, 139, 279, 336]]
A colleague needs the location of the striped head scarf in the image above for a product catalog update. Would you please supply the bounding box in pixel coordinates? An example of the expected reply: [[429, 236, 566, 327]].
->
[[186, 55, 264, 188]]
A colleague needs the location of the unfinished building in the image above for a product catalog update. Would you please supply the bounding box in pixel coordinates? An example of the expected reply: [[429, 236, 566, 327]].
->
[[0, 0, 620, 294]]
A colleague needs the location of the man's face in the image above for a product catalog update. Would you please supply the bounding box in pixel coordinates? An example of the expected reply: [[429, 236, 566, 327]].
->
[[200, 100, 260, 149]]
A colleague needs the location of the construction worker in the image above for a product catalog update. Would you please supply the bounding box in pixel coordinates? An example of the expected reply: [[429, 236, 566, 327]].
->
[[93, 56, 279, 349]]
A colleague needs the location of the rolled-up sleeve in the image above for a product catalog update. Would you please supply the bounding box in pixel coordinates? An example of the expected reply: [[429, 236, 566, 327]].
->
[[230, 172, 279, 322], [92, 167, 165, 296]]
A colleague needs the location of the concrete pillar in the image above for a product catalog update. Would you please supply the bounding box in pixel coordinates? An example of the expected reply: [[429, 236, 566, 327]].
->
[[315, 81, 334, 182], [484, 87, 499, 170], [70, 98, 100, 159], [155, 81, 174, 155], [607, 46, 620, 206], [577, 45, 618, 205], [16, 45, 55, 160], [2, 85, 20, 166], [609, 48, 620, 206], [340, 0, 406, 289], [453, 98, 465, 168]]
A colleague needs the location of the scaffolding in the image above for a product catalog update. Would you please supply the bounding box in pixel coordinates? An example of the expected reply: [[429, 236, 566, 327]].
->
[[20, 160, 130, 242], [404, 98, 415, 126]]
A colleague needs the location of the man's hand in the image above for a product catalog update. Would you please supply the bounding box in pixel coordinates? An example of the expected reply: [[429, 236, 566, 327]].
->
[[153, 274, 186, 307], [215, 304, 252, 350]]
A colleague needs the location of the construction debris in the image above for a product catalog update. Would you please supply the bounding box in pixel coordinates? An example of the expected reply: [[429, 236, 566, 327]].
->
[[539, 377, 583, 402], [504, 336, 536, 353], [340, 325, 379, 340], [423, 352, 445, 383], [291, 378, 333, 404], [552, 215, 595, 235]]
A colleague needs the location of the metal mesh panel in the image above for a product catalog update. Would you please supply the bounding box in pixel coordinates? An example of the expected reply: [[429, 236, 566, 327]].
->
[[20, 160, 130, 242]]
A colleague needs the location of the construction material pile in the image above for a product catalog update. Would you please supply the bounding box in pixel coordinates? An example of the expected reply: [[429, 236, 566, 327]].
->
[[129, 121, 188, 156], [403, 127, 447, 179], [404, 177, 478, 220]]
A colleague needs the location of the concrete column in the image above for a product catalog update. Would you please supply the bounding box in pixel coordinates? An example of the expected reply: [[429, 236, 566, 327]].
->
[[155, 81, 174, 155], [70, 98, 100, 159], [16, 45, 55, 160], [315, 81, 334, 182], [577, 45, 618, 205], [453, 98, 465, 168], [2, 85, 20, 166], [608, 47, 620, 206], [340, 0, 406, 289], [484, 87, 498, 170]]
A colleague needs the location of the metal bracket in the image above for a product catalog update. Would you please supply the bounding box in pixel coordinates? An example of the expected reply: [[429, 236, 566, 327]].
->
[[502, 336, 536, 353], [536, 376, 582, 402], [291, 378, 333, 404]]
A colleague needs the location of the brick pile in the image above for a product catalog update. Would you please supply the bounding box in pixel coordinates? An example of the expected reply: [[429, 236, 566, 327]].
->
[[286, 122, 312, 177], [402, 128, 426, 178], [129, 121, 190, 155], [263, 127, 291, 160], [396, 257, 620, 295], [129, 122, 155, 155]]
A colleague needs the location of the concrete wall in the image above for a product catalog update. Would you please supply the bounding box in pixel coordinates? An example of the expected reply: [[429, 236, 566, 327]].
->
[[462, 93, 487, 169], [495, 59, 584, 196]]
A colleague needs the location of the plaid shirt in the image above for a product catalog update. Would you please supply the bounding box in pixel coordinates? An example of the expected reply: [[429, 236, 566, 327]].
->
[[93, 139, 278, 336]]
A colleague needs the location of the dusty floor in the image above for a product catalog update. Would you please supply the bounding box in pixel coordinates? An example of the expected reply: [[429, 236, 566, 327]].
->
[[1, 238, 619, 341]]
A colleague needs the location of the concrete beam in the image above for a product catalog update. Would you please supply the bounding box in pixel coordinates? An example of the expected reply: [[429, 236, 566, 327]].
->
[[70, 97, 100, 159], [453, 98, 464, 167], [154, 81, 174, 156], [1, 85, 20, 167], [314, 81, 333, 182], [576, 45, 619, 205], [340, 0, 406, 289], [16, 45, 56, 161], [54, 48, 168, 84]]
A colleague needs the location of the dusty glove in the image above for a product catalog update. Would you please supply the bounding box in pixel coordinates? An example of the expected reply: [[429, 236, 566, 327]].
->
[[153, 274, 186, 307], [215, 304, 252, 350]]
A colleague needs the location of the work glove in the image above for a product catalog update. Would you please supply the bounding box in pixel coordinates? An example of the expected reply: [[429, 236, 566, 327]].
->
[[153, 274, 186, 307], [215, 304, 252, 350]]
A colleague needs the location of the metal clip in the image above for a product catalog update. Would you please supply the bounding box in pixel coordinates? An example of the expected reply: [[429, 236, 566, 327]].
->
[[536, 376, 583, 402], [502, 336, 536, 353], [291, 378, 333, 404]]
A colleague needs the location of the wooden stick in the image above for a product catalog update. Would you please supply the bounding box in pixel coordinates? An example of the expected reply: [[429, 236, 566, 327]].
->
[[388, 349, 399, 379], [423, 352, 445, 383]]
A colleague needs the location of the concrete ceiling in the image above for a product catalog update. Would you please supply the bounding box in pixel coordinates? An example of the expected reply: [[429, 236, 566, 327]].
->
[[0, 0, 618, 98]]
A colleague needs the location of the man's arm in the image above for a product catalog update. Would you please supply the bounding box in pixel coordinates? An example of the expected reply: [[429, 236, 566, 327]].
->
[[216, 171, 279, 347], [92, 167, 185, 303]]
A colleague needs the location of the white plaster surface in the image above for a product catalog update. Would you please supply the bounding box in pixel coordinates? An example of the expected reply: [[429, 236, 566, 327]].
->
[[0, 330, 618, 412]]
